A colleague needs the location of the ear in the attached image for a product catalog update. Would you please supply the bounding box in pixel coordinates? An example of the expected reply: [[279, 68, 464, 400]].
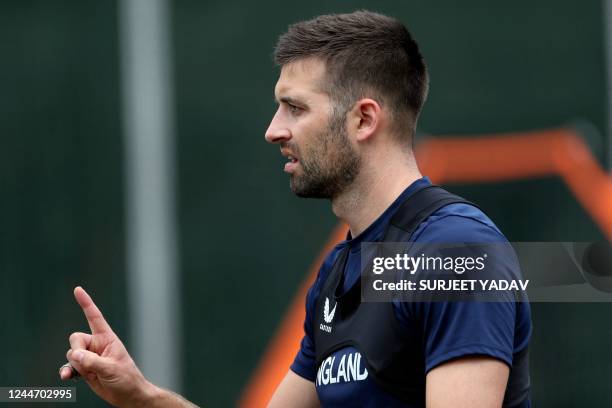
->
[[347, 98, 382, 142]]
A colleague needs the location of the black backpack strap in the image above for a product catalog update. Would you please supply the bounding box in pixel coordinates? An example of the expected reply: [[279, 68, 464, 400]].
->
[[384, 185, 478, 242]]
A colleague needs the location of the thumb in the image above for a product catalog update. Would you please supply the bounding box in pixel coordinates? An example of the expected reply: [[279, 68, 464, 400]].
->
[[70, 349, 114, 378]]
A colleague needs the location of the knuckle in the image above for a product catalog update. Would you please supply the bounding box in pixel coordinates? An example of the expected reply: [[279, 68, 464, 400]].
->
[[80, 356, 91, 370], [65, 349, 72, 360]]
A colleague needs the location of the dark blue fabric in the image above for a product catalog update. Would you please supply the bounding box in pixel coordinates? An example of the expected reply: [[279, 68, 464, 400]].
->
[[290, 177, 532, 407]]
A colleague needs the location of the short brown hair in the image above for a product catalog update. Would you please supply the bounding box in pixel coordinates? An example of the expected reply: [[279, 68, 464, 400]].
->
[[274, 10, 429, 140]]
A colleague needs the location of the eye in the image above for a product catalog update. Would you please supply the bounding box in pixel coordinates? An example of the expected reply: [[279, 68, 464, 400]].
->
[[288, 104, 302, 115]]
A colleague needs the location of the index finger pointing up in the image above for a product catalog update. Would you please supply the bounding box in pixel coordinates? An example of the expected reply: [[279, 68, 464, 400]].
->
[[74, 286, 112, 334]]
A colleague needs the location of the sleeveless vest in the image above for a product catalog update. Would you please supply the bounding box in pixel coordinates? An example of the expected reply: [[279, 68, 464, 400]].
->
[[313, 185, 530, 406]]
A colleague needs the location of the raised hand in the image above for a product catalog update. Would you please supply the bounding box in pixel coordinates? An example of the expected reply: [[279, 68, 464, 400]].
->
[[60, 286, 155, 407]]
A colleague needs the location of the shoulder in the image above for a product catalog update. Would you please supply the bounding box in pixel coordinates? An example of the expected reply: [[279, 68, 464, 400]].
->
[[411, 202, 508, 243]]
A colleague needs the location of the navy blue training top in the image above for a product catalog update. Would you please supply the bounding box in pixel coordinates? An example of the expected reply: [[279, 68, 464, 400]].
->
[[290, 177, 532, 407]]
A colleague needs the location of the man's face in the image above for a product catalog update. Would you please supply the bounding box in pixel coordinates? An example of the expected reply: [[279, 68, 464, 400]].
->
[[265, 58, 360, 199]]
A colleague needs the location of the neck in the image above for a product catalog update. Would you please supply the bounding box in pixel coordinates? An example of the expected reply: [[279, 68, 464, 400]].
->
[[331, 147, 422, 238]]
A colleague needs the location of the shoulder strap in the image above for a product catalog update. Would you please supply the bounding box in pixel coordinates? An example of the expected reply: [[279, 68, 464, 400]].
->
[[384, 185, 477, 242]]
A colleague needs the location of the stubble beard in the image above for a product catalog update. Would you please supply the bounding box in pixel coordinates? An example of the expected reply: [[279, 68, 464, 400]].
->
[[289, 114, 361, 199]]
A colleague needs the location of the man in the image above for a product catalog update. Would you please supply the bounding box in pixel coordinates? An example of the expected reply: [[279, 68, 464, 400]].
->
[[60, 10, 531, 407]]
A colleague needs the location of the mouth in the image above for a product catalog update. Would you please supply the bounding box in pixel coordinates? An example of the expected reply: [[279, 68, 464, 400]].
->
[[284, 154, 299, 173], [281, 148, 300, 173]]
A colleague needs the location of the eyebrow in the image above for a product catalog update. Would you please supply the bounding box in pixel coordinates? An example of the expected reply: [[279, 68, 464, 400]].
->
[[275, 95, 304, 106]]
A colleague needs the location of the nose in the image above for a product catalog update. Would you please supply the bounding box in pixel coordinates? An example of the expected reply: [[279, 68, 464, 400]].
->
[[265, 109, 291, 144]]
